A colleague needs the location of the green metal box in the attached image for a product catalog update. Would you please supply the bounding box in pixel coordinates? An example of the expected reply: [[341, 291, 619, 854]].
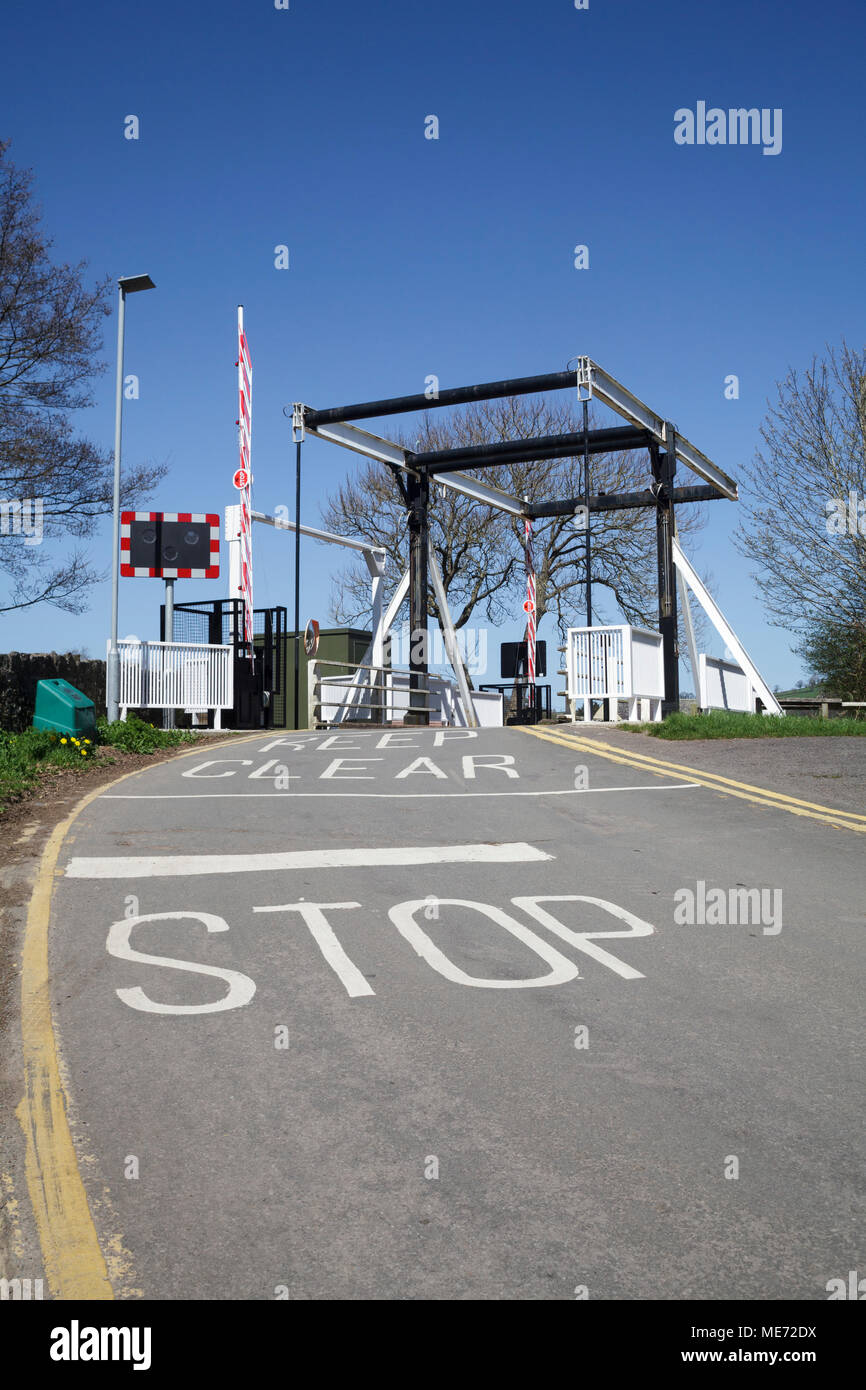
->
[[280, 627, 373, 729], [33, 678, 97, 738]]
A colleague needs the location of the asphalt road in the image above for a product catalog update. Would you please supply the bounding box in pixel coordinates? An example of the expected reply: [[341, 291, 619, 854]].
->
[[43, 727, 866, 1299]]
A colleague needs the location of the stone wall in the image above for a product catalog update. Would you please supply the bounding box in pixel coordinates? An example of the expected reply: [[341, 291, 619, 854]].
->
[[0, 652, 106, 732]]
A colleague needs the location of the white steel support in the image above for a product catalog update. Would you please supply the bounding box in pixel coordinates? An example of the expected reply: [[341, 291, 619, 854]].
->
[[331, 568, 411, 725], [577, 357, 738, 501], [367, 550, 386, 672], [671, 537, 783, 716], [427, 544, 478, 728], [306, 417, 526, 515], [306, 419, 414, 472], [677, 566, 700, 707], [672, 515, 700, 706], [434, 470, 525, 516], [366, 549, 386, 721], [226, 504, 387, 618], [245, 506, 387, 558]]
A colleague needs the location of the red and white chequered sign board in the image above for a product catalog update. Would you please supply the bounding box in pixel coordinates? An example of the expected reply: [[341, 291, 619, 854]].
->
[[524, 518, 536, 683], [120, 512, 220, 578], [237, 306, 254, 654]]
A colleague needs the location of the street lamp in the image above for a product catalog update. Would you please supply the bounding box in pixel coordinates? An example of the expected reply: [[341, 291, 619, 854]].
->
[[106, 274, 155, 723]]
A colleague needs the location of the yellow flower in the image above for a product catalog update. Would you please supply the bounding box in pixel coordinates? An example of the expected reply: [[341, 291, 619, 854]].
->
[[60, 737, 67, 744], [80, 749, 87, 757], [84, 739, 91, 745]]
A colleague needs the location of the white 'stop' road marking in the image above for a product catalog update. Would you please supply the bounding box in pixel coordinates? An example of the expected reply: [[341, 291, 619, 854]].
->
[[64, 841, 554, 880]]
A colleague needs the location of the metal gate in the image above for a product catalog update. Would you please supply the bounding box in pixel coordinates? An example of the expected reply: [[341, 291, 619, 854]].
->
[[160, 599, 287, 729]]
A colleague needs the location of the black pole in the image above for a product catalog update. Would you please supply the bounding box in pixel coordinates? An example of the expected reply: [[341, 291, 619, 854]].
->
[[293, 438, 302, 729], [653, 431, 680, 718], [406, 470, 430, 726]]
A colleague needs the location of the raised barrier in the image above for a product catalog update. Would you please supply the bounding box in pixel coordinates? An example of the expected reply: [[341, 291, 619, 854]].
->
[[115, 639, 233, 726], [565, 624, 663, 723]]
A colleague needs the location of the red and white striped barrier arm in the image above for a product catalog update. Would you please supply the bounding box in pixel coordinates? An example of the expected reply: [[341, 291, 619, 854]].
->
[[525, 518, 536, 684], [237, 306, 254, 659]]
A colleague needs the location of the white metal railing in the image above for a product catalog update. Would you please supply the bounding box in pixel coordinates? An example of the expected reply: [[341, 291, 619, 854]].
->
[[308, 659, 503, 728], [115, 640, 234, 722], [566, 624, 663, 722]]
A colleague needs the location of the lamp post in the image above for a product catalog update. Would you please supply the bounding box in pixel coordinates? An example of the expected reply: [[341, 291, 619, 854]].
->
[[583, 396, 592, 626], [293, 436, 302, 729], [106, 274, 155, 723]]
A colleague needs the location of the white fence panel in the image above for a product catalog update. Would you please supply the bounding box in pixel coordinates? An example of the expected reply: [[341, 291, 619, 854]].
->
[[115, 641, 233, 715], [566, 624, 663, 722], [630, 626, 664, 701], [457, 689, 504, 728], [699, 654, 756, 712], [567, 626, 626, 702]]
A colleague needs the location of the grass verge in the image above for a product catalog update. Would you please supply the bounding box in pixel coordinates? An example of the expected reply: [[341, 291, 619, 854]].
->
[[618, 710, 866, 740], [0, 715, 199, 813]]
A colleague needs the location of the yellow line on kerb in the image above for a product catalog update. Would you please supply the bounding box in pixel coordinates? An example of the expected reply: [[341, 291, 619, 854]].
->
[[519, 726, 866, 835], [16, 731, 265, 1299]]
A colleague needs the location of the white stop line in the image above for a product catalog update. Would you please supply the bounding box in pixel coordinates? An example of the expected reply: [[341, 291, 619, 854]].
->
[[65, 841, 553, 880]]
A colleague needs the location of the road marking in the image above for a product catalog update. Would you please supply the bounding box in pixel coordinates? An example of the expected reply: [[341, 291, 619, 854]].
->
[[389, 899, 581, 989], [17, 789, 115, 1299], [512, 895, 655, 980], [107, 912, 258, 1015], [520, 726, 866, 834], [65, 841, 554, 880], [15, 731, 266, 1298], [99, 784, 699, 800], [253, 902, 374, 998]]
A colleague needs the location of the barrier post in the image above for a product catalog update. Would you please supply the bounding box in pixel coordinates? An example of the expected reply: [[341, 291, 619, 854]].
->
[[163, 578, 175, 729], [307, 659, 319, 731]]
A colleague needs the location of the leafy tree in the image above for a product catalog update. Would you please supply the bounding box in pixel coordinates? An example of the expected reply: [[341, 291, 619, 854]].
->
[[797, 619, 866, 701], [0, 140, 163, 617], [734, 341, 866, 634]]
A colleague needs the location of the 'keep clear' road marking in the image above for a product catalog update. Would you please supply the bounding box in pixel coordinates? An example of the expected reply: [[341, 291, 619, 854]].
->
[[65, 841, 554, 881], [99, 740, 700, 800]]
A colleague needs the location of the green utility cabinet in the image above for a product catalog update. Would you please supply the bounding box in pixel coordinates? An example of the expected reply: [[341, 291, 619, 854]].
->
[[33, 678, 97, 738], [281, 627, 373, 729]]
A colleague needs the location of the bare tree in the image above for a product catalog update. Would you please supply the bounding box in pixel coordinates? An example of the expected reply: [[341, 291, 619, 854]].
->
[[321, 395, 704, 641], [0, 140, 164, 616], [734, 341, 866, 633]]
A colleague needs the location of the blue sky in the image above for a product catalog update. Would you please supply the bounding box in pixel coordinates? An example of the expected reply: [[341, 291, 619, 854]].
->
[[2, 0, 863, 692]]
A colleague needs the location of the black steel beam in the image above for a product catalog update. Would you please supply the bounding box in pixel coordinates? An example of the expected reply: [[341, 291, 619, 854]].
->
[[655, 432, 680, 717], [527, 484, 725, 519], [406, 472, 430, 727], [304, 370, 581, 428], [409, 426, 652, 474]]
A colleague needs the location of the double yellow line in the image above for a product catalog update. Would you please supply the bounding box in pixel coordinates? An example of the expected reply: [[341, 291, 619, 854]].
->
[[520, 725, 866, 835], [17, 732, 267, 1299]]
